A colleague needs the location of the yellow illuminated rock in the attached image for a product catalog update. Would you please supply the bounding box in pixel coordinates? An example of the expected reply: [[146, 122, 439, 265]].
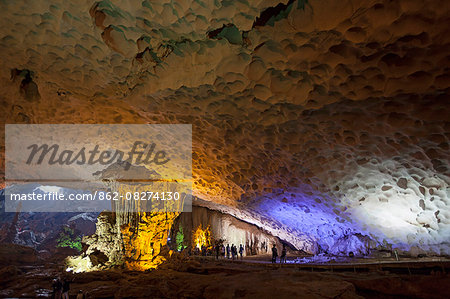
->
[[122, 212, 179, 270], [192, 224, 212, 251], [115, 182, 183, 270]]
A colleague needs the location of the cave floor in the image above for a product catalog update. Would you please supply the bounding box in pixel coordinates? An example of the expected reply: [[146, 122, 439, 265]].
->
[[219, 254, 450, 275], [1, 256, 450, 298]]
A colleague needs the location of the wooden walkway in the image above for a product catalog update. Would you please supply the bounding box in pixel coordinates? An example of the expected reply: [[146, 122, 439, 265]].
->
[[193, 255, 450, 275]]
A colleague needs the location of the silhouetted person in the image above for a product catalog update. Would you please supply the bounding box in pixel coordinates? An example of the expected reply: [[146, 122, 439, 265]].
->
[[239, 244, 244, 260], [61, 278, 70, 299], [271, 244, 278, 263], [280, 244, 287, 263], [231, 244, 236, 260], [215, 244, 220, 259], [226, 244, 230, 259], [52, 277, 62, 299]]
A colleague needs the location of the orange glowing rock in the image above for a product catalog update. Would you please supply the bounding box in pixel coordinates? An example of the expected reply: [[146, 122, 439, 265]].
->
[[192, 224, 212, 251], [121, 211, 179, 270], [113, 183, 183, 270]]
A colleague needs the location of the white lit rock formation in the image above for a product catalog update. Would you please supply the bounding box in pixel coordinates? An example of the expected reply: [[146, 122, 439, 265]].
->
[[0, 0, 449, 256]]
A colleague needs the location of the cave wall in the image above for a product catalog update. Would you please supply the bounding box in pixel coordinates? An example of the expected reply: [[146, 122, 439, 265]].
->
[[171, 206, 283, 255]]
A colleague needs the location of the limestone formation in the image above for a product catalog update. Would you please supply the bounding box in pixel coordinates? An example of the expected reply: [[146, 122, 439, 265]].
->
[[0, 0, 449, 257]]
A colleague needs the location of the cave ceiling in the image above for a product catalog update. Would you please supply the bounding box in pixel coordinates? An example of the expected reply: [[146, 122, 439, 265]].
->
[[0, 0, 449, 253]]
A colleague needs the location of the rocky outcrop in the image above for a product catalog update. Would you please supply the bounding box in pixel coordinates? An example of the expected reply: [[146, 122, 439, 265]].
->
[[0, 190, 97, 252], [81, 212, 124, 268], [0, 243, 37, 266], [72, 209, 179, 271]]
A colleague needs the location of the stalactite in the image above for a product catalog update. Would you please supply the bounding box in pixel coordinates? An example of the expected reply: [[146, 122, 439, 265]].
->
[[109, 180, 184, 270]]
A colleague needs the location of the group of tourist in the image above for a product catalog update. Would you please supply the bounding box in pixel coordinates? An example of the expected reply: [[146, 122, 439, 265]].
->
[[271, 244, 287, 264], [214, 243, 244, 260], [51, 276, 85, 299], [192, 240, 289, 264]]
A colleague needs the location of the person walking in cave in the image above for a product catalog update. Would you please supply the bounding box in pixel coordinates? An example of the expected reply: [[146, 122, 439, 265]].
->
[[61, 277, 71, 299], [226, 244, 230, 259], [51, 277, 62, 299], [271, 244, 278, 263], [215, 243, 220, 260], [221, 244, 225, 258], [231, 244, 236, 260], [239, 244, 244, 260], [280, 244, 287, 264]]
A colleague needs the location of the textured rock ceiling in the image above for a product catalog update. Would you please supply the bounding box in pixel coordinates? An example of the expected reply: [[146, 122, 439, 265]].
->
[[0, 0, 449, 254]]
